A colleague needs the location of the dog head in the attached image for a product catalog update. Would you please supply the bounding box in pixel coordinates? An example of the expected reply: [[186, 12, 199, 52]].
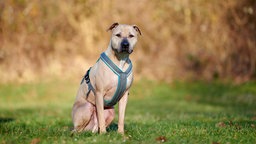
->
[[108, 22, 141, 54]]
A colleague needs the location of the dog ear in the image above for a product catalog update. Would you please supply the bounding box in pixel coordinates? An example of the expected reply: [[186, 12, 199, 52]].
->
[[133, 25, 142, 35], [107, 22, 119, 31]]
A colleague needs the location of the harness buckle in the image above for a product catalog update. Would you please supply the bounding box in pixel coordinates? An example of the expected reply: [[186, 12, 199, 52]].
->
[[85, 78, 90, 84]]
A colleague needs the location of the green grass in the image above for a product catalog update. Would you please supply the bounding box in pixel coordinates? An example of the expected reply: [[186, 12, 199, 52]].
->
[[0, 79, 256, 143]]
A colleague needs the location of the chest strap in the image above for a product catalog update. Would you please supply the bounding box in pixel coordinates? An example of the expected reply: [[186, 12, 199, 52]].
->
[[100, 52, 132, 107], [81, 52, 132, 107]]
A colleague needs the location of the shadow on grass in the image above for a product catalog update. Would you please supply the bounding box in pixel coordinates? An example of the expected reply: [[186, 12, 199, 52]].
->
[[107, 123, 118, 132], [0, 118, 15, 123]]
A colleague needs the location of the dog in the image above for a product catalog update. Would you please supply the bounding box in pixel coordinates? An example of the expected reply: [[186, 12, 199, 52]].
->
[[72, 23, 141, 134]]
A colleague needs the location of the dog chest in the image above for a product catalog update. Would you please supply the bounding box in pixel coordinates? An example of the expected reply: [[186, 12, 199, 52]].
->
[[100, 52, 133, 107]]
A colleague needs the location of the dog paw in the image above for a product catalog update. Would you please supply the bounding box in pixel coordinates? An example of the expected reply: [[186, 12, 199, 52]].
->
[[99, 130, 107, 134], [98, 127, 107, 134], [118, 129, 125, 135]]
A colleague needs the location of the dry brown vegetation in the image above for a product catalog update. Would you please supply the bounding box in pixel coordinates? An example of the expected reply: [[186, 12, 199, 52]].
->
[[0, 0, 255, 83]]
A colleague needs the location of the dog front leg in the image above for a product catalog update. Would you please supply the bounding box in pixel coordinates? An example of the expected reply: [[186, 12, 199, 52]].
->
[[95, 91, 106, 133], [118, 91, 128, 134]]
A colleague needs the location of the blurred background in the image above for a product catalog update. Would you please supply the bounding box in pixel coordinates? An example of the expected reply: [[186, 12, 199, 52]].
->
[[0, 0, 255, 83]]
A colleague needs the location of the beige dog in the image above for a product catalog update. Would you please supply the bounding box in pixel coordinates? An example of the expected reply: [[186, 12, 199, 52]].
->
[[72, 23, 141, 134]]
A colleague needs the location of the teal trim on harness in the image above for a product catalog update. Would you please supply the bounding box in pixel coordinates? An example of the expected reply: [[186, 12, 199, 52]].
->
[[100, 52, 132, 107], [81, 67, 95, 97]]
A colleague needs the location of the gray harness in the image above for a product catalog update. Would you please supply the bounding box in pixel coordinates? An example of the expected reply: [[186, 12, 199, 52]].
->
[[81, 52, 132, 107]]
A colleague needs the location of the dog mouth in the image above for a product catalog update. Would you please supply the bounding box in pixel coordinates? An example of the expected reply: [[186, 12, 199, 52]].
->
[[120, 48, 133, 54], [121, 47, 131, 53]]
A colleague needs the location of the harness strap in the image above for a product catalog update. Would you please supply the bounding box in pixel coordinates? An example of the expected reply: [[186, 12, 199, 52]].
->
[[81, 67, 95, 96], [100, 52, 132, 107], [81, 52, 133, 107], [100, 52, 132, 76]]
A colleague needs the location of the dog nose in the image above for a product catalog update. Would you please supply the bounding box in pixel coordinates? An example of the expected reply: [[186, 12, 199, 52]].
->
[[121, 40, 130, 49]]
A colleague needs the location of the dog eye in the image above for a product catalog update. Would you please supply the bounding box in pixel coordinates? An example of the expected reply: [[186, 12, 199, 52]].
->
[[115, 34, 121, 37], [129, 34, 134, 38]]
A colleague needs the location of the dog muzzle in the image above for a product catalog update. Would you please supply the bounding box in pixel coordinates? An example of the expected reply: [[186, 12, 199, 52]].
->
[[120, 39, 133, 54]]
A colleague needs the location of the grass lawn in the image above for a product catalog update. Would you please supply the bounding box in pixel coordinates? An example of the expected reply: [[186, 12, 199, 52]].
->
[[0, 79, 256, 144]]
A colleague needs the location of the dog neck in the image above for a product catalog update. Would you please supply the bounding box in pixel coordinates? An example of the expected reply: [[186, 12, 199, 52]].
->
[[105, 46, 130, 71]]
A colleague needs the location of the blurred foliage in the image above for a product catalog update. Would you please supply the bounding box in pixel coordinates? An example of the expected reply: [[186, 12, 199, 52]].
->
[[0, 0, 255, 83]]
